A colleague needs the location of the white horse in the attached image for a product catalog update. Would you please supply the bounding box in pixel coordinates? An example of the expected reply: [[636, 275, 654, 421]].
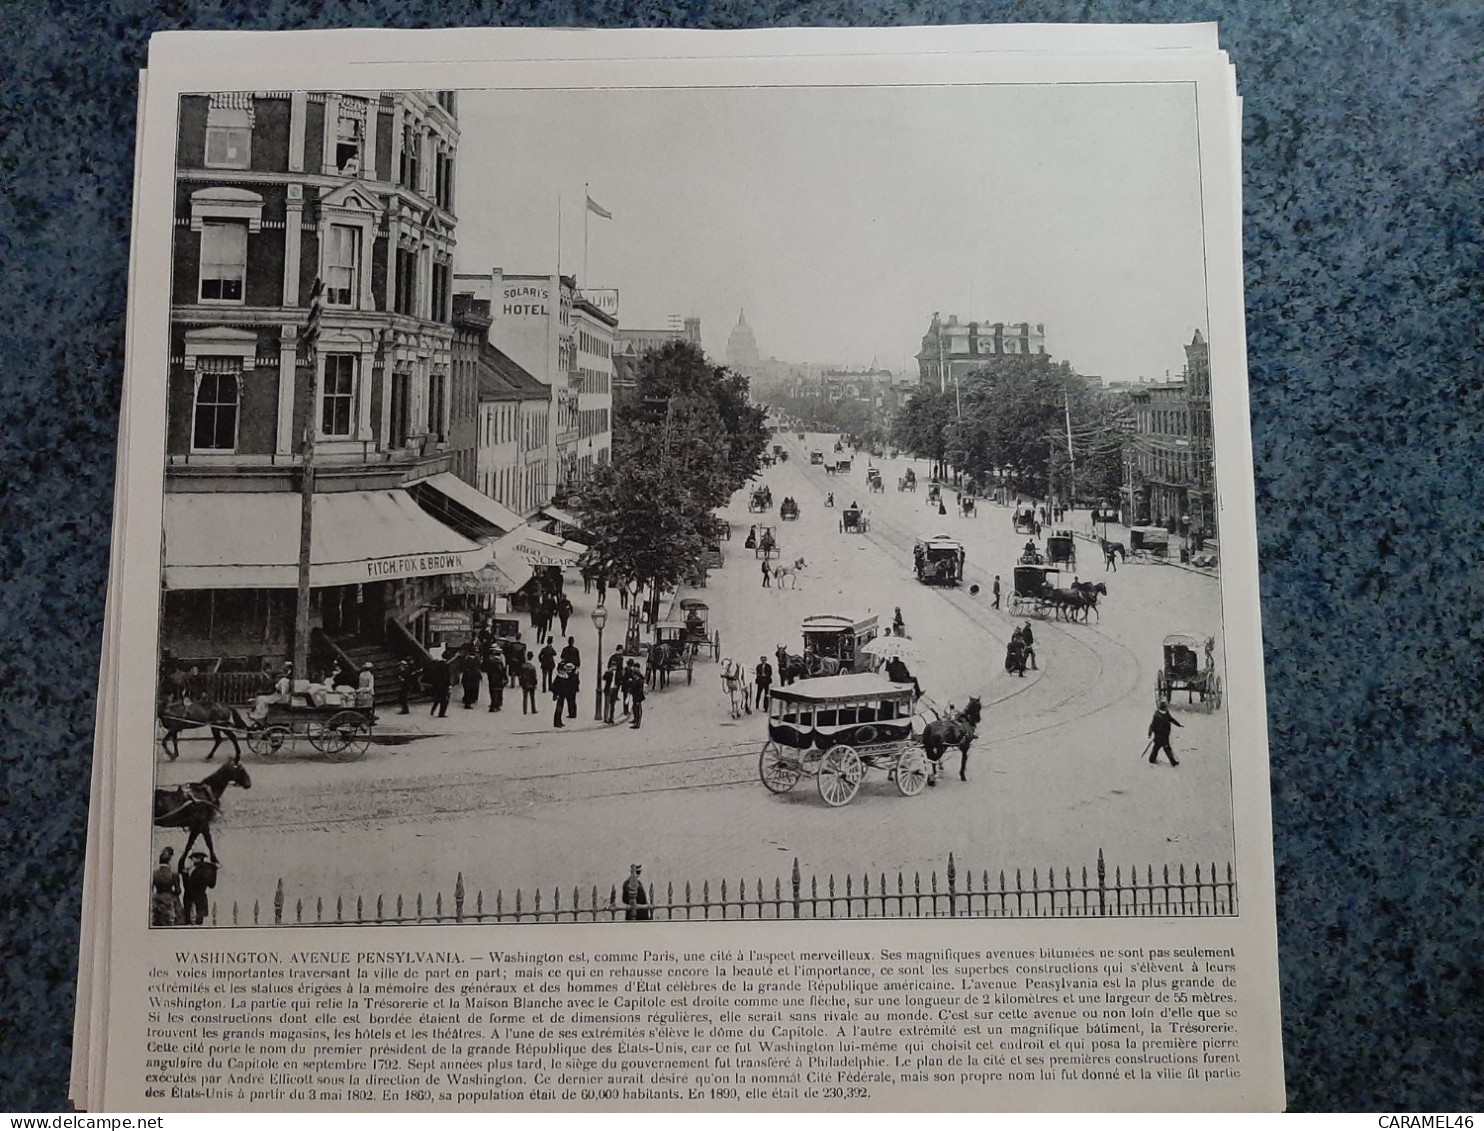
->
[[772, 557, 808, 589], [720, 658, 752, 719]]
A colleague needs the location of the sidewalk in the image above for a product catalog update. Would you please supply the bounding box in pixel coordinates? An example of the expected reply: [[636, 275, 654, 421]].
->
[[1065, 509, 1221, 579]]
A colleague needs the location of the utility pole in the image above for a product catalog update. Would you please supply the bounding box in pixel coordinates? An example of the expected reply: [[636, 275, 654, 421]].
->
[[293, 278, 324, 678], [1063, 389, 1077, 510]]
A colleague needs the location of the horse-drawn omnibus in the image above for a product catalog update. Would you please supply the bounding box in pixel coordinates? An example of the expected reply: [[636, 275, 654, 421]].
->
[[757, 674, 929, 806], [1046, 530, 1077, 570], [914, 535, 965, 586]]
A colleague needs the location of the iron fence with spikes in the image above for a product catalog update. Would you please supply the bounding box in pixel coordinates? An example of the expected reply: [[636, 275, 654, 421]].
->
[[202, 850, 1236, 926]]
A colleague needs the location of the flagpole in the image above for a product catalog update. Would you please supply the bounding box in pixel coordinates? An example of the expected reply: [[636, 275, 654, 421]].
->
[[556, 194, 562, 274]]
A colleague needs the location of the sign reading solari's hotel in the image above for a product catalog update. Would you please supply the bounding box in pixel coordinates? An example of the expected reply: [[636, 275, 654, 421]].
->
[[503, 283, 550, 317]]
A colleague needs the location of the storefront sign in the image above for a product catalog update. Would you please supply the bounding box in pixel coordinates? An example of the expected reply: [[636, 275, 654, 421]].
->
[[580, 287, 619, 318], [428, 610, 473, 633], [365, 551, 474, 580], [502, 282, 550, 318]]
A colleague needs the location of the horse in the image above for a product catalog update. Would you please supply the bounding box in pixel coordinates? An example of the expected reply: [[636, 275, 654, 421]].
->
[[1072, 580, 1108, 621], [920, 697, 982, 784], [158, 698, 251, 762], [720, 659, 752, 719], [153, 754, 252, 863], [646, 642, 674, 690], [1046, 587, 1089, 622], [774, 645, 839, 685], [772, 557, 808, 589], [1101, 540, 1126, 571]]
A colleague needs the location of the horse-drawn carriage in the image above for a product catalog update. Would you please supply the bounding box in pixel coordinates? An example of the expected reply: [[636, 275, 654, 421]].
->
[[648, 621, 697, 687], [1012, 508, 1038, 535], [1157, 633, 1223, 710], [1046, 530, 1077, 570], [1009, 565, 1061, 616], [866, 467, 884, 494], [679, 598, 722, 662], [751, 525, 780, 559], [926, 483, 942, 506], [772, 443, 785, 458], [809, 450, 825, 465], [898, 468, 917, 492], [1018, 539, 1046, 565], [244, 695, 377, 761], [914, 535, 965, 586], [784, 611, 879, 677], [1129, 526, 1170, 560], [835, 456, 853, 473], [758, 675, 930, 805], [839, 506, 870, 534], [779, 497, 800, 521], [748, 486, 773, 513], [959, 494, 978, 517]]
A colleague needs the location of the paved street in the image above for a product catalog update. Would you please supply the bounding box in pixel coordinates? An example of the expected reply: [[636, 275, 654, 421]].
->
[[156, 431, 1232, 918]]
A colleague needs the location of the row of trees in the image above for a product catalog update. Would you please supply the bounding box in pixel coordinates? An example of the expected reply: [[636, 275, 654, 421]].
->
[[574, 341, 770, 625], [759, 391, 886, 450], [892, 354, 1126, 503]]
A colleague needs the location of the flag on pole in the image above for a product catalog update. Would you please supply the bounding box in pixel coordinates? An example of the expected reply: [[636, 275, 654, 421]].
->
[[586, 193, 613, 220]]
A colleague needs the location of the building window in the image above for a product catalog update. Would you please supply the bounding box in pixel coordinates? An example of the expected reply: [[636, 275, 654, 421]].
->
[[191, 358, 240, 450], [401, 124, 421, 193], [429, 372, 448, 442], [325, 224, 360, 306], [198, 221, 247, 303], [389, 371, 411, 448], [204, 107, 252, 169], [395, 248, 418, 316], [335, 109, 363, 175], [321, 353, 357, 437]]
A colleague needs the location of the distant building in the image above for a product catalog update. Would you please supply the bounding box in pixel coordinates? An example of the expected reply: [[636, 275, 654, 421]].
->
[[725, 309, 762, 374], [916, 313, 1047, 388], [613, 316, 701, 404], [570, 295, 616, 482], [1125, 330, 1215, 540]]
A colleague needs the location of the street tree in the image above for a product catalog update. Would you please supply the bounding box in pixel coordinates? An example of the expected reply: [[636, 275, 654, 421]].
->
[[891, 388, 956, 479]]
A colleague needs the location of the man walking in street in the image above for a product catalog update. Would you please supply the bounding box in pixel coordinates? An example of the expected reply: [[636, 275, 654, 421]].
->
[[754, 655, 773, 710], [538, 640, 557, 692], [506, 641, 525, 689], [1021, 622, 1038, 670], [992, 575, 1001, 610], [602, 662, 621, 723], [761, 557, 771, 588], [518, 656, 539, 715], [624, 660, 646, 729], [1148, 701, 1183, 766], [483, 648, 506, 712], [395, 657, 416, 714], [551, 662, 577, 727], [179, 851, 218, 925], [557, 594, 573, 637], [560, 635, 582, 671], [425, 652, 451, 718], [459, 649, 483, 709]]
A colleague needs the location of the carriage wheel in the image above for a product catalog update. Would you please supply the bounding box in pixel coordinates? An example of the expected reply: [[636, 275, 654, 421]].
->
[[322, 711, 371, 760], [895, 746, 930, 797], [1208, 674, 1224, 711], [713, 629, 722, 660], [308, 720, 344, 756], [685, 660, 694, 686], [248, 725, 291, 759], [818, 744, 863, 806], [759, 742, 802, 793], [1155, 671, 1169, 706]]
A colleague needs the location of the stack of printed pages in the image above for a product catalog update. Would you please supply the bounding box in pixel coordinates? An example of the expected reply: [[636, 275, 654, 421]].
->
[[75, 22, 1283, 1113]]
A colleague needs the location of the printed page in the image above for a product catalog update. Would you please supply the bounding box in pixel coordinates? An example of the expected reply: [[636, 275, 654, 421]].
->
[[86, 25, 1281, 1112]]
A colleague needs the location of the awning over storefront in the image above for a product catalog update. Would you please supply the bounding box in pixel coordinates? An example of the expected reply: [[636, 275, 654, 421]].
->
[[538, 504, 585, 531], [489, 524, 588, 570], [163, 490, 493, 590], [446, 558, 535, 596], [405, 473, 526, 540]]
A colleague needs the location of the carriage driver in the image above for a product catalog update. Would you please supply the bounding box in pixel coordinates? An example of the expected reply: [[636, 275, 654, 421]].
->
[[884, 655, 921, 698], [685, 606, 704, 637], [247, 663, 294, 726]]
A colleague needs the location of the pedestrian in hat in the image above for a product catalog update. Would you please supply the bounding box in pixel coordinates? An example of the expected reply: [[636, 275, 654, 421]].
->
[[754, 655, 773, 711], [1021, 622, 1037, 670], [551, 661, 578, 727], [425, 652, 452, 718], [624, 660, 646, 729], [483, 647, 507, 712], [602, 661, 622, 723], [621, 863, 652, 921], [518, 655, 539, 714], [560, 636, 582, 670], [538, 640, 557, 692], [179, 851, 218, 925], [1148, 702, 1183, 766], [459, 649, 483, 709], [557, 593, 574, 637], [394, 657, 415, 714], [151, 847, 182, 927]]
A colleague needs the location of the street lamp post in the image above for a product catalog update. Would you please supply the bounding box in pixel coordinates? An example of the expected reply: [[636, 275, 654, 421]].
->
[[590, 602, 608, 721]]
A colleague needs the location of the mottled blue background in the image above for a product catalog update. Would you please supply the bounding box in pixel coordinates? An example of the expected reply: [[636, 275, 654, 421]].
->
[[0, 0, 1478, 1113]]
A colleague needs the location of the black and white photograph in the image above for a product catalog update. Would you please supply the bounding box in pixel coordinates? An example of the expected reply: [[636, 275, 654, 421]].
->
[[149, 78, 1238, 927]]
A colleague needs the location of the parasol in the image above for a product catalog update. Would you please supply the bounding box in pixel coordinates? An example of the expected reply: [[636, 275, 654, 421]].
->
[[861, 635, 923, 662]]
